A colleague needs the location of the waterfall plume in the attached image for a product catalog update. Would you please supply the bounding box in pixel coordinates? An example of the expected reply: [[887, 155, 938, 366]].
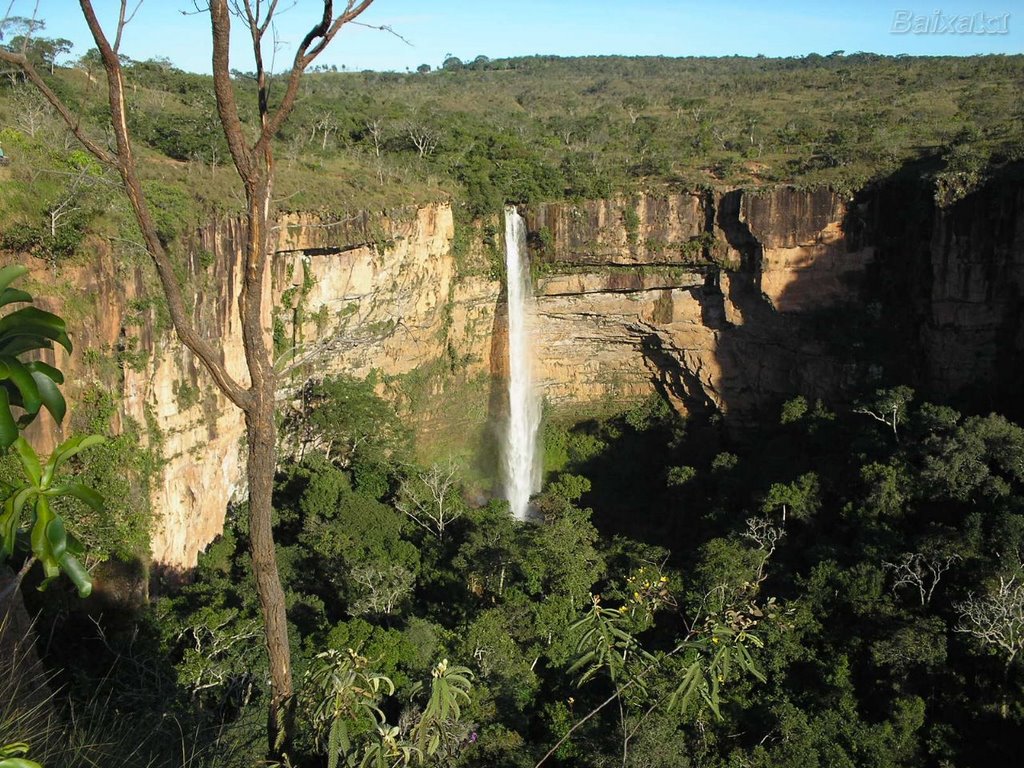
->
[[502, 207, 541, 520]]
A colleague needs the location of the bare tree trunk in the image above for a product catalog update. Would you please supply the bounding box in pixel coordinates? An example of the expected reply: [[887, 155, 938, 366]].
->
[[246, 403, 293, 741], [238, 164, 294, 750]]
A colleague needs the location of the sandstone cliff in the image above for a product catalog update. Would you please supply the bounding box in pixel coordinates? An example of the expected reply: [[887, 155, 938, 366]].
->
[[19, 203, 498, 570], [526, 188, 875, 416], [12, 178, 1022, 570]]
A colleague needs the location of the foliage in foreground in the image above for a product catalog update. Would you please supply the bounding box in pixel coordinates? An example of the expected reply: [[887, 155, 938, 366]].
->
[[11, 372, 1024, 766]]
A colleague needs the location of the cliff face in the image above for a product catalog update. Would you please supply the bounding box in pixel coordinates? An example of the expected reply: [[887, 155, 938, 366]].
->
[[525, 188, 874, 415], [16, 179, 1022, 571], [920, 181, 1024, 404], [21, 203, 497, 570], [862, 169, 1024, 413]]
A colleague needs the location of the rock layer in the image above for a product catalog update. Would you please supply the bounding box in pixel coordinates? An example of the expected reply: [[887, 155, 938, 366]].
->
[[526, 189, 873, 415]]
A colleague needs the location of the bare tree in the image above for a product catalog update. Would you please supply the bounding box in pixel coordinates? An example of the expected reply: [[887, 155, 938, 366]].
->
[[45, 162, 104, 238], [1, 0, 376, 755], [955, 568, 1024, 667], [883, 551, 960, 606], [743, 515, 785, 585], [10, 83, 53, 137], [403, 119, 439, 159], [396, 460, 464, 540], [351, 563, 415, 617], [310, 109, 340, 150], [364, 116, 387, 182]]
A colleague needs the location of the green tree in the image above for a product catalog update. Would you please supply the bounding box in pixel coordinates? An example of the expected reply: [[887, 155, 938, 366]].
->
[[855, 386, 914, 443]]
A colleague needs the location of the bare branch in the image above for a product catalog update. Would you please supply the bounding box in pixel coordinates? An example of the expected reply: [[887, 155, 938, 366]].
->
[[396, 460, 463, 540], [955, 569, 1024, 666], [112, 0, 144, 53], [349, 19, 413, 46], [743, 515, 785, 584], [0, 556, 38, 605], [350, 564, 415, 616], [884, 552, 960, 606]]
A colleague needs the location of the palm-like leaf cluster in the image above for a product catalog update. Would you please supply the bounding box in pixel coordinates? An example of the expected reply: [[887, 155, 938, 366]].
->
[[303, 649, 396, 768], [0, 266, 104, 598], [412, 659, 474, 754], [0, 435, 105, 597], [669, 624, 766, 719], [0, 265, 72, 448], [568, 595, 656, 690]]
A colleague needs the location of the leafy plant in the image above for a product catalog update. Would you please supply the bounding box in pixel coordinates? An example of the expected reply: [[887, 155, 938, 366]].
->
[[410, 658, 474, 754], [568, 594, 656, 689], [0, 265, 71, 448], [0, 741, 41, 768], [0, 265, 105, 597], [303, 649, 396, 768], [0, 435, 105, 597], [668, 623, 766, 720]]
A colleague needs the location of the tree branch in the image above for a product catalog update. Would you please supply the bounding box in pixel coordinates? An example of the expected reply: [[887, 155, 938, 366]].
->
[[59, 1, 253, 409]]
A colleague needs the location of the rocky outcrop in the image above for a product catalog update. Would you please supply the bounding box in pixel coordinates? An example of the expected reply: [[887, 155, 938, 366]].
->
[[154, 203, 498, 568], [19, 203, 498, 570], [921, 180, 1024, 404], [525, 189, 873, 416]]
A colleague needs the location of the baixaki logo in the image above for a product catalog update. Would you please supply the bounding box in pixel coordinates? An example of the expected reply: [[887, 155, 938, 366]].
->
[[891, 10, 1011, 34]]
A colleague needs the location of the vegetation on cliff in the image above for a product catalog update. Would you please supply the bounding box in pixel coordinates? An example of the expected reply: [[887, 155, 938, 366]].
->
[[2, 50, 1024, 259]]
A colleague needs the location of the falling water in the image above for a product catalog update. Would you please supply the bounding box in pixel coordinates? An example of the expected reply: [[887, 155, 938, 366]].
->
[[503, 207, 541, 520]]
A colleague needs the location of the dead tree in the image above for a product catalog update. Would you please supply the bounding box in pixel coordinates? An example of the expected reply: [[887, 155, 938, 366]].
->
[[396, 460, 463, 540], [883, 551, 960, 606], [955, 569, 1024, 667], [1, 0, 376, 756]]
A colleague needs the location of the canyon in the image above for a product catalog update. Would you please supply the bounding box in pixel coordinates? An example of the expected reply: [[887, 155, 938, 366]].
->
[[16, 175, 1024, 570]]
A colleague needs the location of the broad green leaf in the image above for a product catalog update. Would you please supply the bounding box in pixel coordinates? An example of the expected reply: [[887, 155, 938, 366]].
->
[[11, 486, 37, 523], [0, 388, 18, 449], [0, 337, 56, 357], [29, 497, 51, 560], [48, 483, 104, 512], [45, 515, 67, 560], [1, 355, 45, 419], [58, 552, 92, 598], [26, 365, 66, 424], [0, 265, 29, 294], [23, 360, 64, 385], [43, 434, 106, 484], [0, 287, 33, 309], [0, 500, 18, 559], [12, 437, 41, 486], [0, 306, 73, 352]]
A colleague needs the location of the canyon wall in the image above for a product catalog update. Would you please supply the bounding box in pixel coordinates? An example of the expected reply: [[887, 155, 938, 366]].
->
[[21, 203, 499, 570], [14, 178, 1022, 570], [526, 188, 875, 416]]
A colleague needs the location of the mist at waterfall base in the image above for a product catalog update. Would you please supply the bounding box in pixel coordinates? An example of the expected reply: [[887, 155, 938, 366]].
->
[[501, 208, 542, 520]]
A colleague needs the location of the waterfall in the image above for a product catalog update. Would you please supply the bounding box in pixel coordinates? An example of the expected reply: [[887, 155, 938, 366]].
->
[[503, 207, 541, 520]]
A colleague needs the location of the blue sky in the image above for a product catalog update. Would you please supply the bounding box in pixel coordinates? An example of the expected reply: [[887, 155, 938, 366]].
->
[[24, 1, 1024, 73]]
